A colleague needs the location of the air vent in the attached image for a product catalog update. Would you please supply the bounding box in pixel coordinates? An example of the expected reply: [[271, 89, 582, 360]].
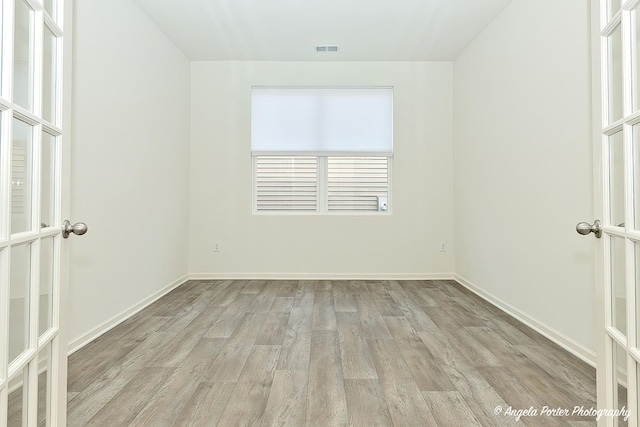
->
[[316, 45, 339, 53]]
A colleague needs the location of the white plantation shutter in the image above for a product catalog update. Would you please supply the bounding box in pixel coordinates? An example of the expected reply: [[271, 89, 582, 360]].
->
[[255, 156, 318, 211], [327, 157, 388, 211]]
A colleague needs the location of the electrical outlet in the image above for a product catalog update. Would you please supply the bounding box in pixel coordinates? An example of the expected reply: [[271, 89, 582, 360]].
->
[[213, 241, 221, 252], [440, 242, 447, 252]]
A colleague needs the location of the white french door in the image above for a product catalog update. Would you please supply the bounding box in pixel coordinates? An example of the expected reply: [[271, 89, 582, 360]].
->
[[0, 0, 72, 425], [592, 0, 640, 425]]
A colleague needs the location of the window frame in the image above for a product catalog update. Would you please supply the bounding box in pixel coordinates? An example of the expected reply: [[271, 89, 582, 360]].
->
[[251, 86, 393, 216]]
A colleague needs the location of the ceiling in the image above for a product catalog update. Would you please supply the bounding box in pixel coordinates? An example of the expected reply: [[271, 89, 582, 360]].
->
[[132, 0, 513, 61]]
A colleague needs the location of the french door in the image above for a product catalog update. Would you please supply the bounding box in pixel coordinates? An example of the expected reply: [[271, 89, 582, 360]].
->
[[591, 0, 640, 425], [0, 0, 72, 425]]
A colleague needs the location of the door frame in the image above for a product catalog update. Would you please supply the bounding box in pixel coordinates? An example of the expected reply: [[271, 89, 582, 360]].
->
[[591, 1, 608, 426]]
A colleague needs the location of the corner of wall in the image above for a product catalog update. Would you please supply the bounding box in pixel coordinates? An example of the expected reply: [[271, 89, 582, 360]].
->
[[451, 0, 595, 355], [70, 0, 193, 346]]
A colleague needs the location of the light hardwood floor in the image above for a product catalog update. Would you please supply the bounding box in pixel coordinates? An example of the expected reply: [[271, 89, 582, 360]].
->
[[63, 280, 599, 426]]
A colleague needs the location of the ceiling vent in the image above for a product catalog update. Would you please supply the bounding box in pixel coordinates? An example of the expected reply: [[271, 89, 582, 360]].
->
[[316, 45, 339, 53]]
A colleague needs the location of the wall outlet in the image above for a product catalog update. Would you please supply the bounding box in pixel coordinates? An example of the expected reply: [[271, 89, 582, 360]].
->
[[213, 241, 221, 252], [439, 242, 447, 252]]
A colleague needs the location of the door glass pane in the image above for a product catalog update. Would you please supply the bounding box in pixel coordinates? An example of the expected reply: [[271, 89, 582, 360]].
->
[[0, 6, 4, 94], [43, 26, 56, 123], [41, 132, 55, 228], [636, 363, 640, 424], [612, 236, 627, 335], [633, 125, 640, 228], [37, 342, 52, 426], [7, 367, 27, 427], [634, 9, 640, 111], [636, 243, 640, 345], [14, 0, 33, 111], [610, 0, 622, 20], [9, 243, 30, 363], [11, 119, 33, 234], [612, 340, 629, 427], [39, 238, 54, 336], [610, 131, 625, 227], [610, 24, 624, 123], [43, 0, 56, 21]]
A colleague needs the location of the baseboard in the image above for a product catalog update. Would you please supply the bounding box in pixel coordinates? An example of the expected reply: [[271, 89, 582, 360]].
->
[[454, 274, 596, 367], [189, 272, 456, 281], [67, 274, 190, 355]]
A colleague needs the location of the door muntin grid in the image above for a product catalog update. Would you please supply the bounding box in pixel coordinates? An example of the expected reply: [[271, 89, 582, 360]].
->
[[0, 0, 65, 425]]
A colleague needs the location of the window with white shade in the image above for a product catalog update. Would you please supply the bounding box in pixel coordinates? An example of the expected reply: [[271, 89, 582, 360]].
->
[[252, 87, 393, 213]]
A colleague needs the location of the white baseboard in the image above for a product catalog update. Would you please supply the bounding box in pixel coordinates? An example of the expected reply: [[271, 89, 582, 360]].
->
[[189, 272, 456, 281], [67, 274, 190, 355], [454, 274, 596, 367]]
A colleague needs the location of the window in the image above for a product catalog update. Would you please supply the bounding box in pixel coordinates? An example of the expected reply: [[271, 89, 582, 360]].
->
[[252, 87, 393, 213]]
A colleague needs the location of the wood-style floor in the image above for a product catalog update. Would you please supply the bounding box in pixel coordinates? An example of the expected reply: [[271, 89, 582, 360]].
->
[[66, 280, 598, 426]]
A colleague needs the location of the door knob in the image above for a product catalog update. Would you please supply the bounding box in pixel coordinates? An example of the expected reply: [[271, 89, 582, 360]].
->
[[576, 220, 602, 238], [62, 220, 88, 238]]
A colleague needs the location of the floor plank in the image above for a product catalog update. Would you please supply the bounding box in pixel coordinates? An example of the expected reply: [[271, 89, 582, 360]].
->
[[352, 293, 393, 339], [306, 330, 348, 425], [367, 338, 439, 426], [130, 338, 225, 426], [344, 379, 393, 426], [204, 294, 256, 338], [333, 281, 357, 313], [277, 307, 312, 370], [421, 390, 481, 427], [336, 312, 378, 380], [387, 290, 441, 334], [173, 382, 235, 427], [85, 367, 174, 426], [217, 345, 281, 426], [255, 297, 293, 345], [312, 290, 338, 331], [261, 370, 308, 426], [240, 279, 266, 295], [203, 339, 255, 383]]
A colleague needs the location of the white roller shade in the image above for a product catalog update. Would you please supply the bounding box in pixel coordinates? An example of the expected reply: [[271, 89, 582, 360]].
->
[[251, 87, 393, 155]]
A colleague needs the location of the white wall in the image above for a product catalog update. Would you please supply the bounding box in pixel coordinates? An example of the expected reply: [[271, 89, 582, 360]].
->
[[189, 61, 454, 278], [69, 0, 191, 348], [453, 0, 595, 356]]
